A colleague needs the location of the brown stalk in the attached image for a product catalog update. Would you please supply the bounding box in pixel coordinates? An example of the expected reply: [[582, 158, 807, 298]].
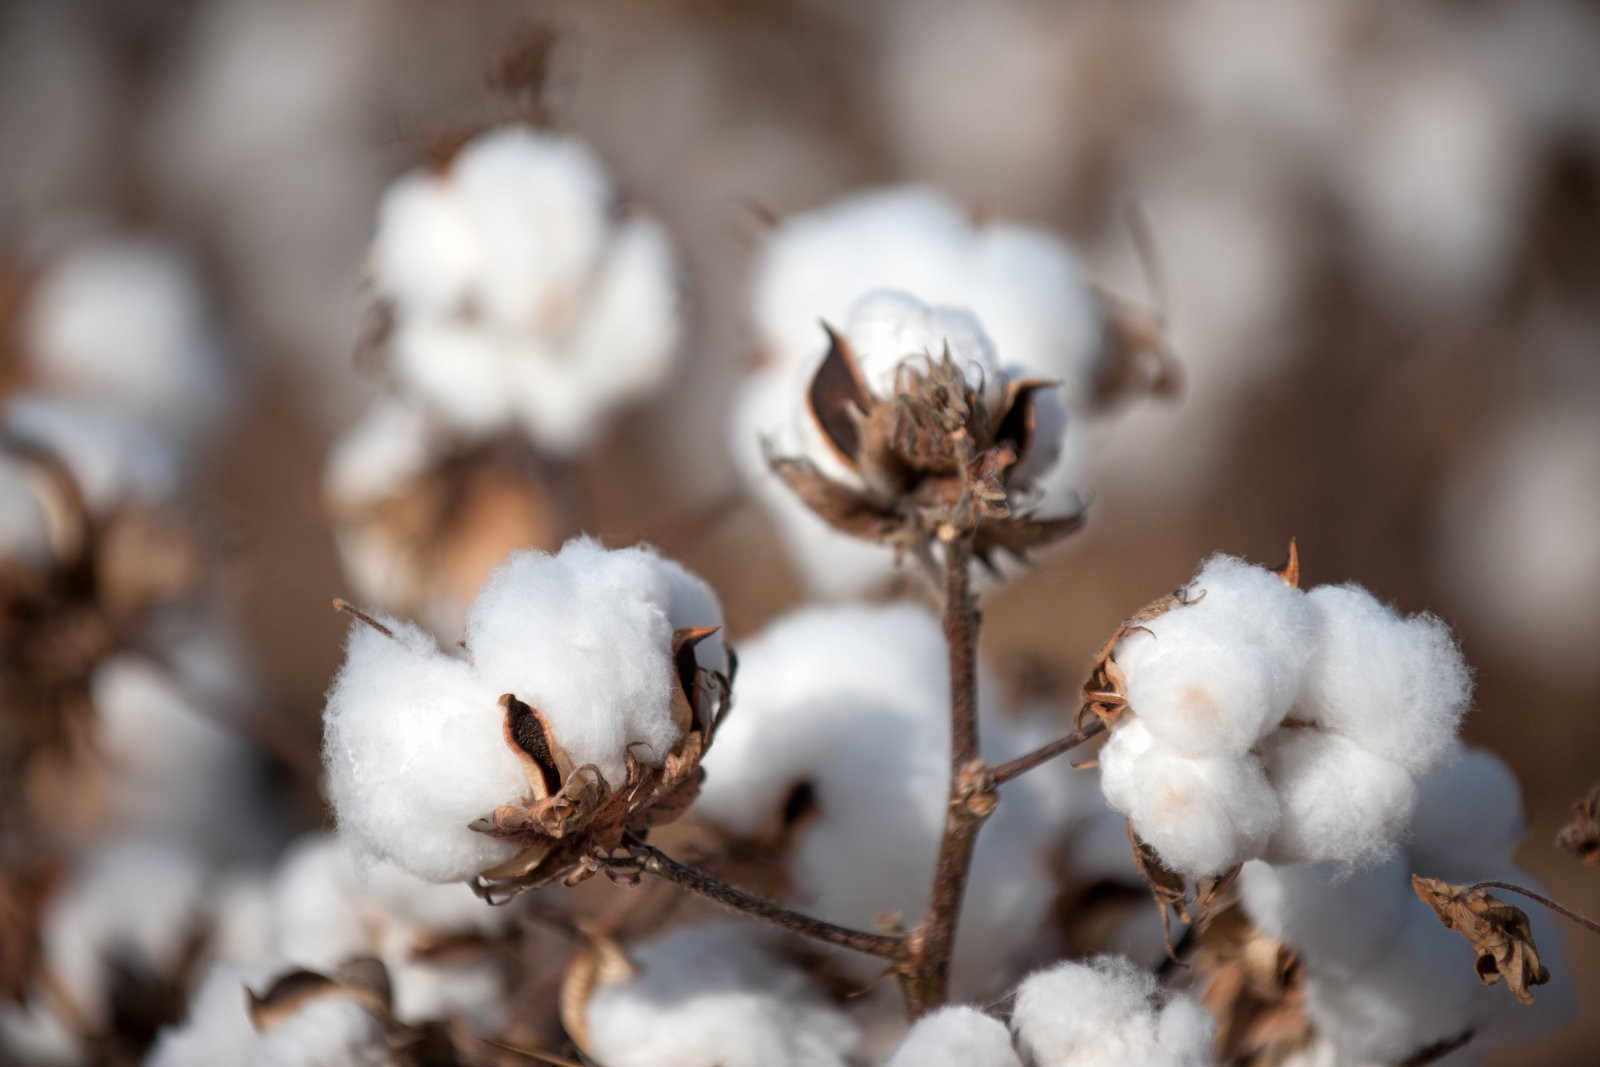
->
[[1466, 880, 1600, 938], [990, 718, 1108, 786], [606, 838, 906, 962], [901, 533, 997, 1016]]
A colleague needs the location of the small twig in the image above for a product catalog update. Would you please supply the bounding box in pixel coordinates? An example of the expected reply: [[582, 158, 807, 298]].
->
[[1399, 1029, 1475, 1067], [990, 718, 1107, 785], [331, 598, 393, 637], [611, 839, 906, 962], [1467, 881, 1600, 937], [902, 533, 996, 1016], [482, 1037, 587, 1067]]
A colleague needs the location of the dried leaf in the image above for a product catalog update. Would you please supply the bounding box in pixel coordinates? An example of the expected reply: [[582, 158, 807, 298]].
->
[[806, 323, 873, 468], [1273, 538, 1300, 589], [558, 927, 636, 1061], [1411, 875, 1550, 1005], [501, 694, 568, 800], [246, 963, 390, 1033]]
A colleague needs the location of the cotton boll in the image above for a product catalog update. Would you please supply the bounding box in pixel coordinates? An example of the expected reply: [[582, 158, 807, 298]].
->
[[1408, 746, 1525, 868], [464, 539, 692, 784], [22, 238, 228, 440], [207, 874, 276, 965], [41, 839, 207, 1031], [582, 924, 859, 1067], [1010, 956, 1163, 1066], [147, 962, 280, 1067], [843, 289, 1002, 404], [322, 616, 525, 882], [1260, 729, 1416, 866], [885, 1006, 1021, 1067], [1181, 554, 1320, 683], [1098, 719, 1279, 877], [1299, 584, 1471, 775], [5, 393, 180, 515], [268, 834, 371, 971], [388, 318, 519, 437], [250, 996, 394, 1067]]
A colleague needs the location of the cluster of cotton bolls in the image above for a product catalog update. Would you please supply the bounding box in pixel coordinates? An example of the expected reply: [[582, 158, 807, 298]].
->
[[729, 186, 1156, 599], [323, 536, 726, 883], [1239, 746, 1574, 1066], [1096, 553, 1473, 878], [883, 955, 1214, 1067], [696, 601, 1138, 1002]]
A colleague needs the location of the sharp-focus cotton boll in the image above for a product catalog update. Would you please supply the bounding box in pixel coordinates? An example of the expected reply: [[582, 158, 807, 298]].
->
[[5, 393, 180, 515], [1408, 745, 1525, 867], [1115, 623, 1282, 759], [465, 539, 715, 784], [1011, 955, 1214, 1067], [1098, 719, 1279, 878], [1260, 729, 1416, 867], [322, 614, 525, 882], [582, 925, 859, 1067], [42, 839, 207, 1032], [885, 1006, 1022, 1067], [1299, 584, 1471, 775], [22, 238, 228, 440], [250, 997, 394, 1067]]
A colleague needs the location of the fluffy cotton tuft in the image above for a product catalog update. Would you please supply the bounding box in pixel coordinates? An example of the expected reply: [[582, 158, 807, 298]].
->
[[323, 538, 722, 881], [250, 997, 393, 1067], [22, 237, 228, 440], [1010, 955, 1214, 1067], [369, 125, 680, 454], [1259, 728, 1415, 866], [324, 397, 439, 508], [5, 392, 180, 515], [582, 925, 859, 1067], [146, 963, 280, 1067], [885, 1006, 1022, 1067], [1297, 583, 1471, 775]]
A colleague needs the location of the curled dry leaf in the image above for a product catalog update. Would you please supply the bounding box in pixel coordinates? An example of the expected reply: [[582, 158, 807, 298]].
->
[[1194, 907, 1311, 1067], [468, 627, 734, 903], [557, 927, 637, 1061], [1126, 822, 1238, 956], [768, 324, 1083, 564], [1411, 875, 1550, 1005], [1555, 783, 1600, 867], [246, 958, 393, 1034]]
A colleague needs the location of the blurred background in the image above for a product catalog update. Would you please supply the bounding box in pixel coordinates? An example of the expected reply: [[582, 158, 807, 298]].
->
[[2, 1, 1597, 1063]]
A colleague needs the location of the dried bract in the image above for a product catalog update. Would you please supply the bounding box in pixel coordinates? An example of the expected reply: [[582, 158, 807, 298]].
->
[[1410, 876, 1550, 1005], [1555, 783, 1600, 867]]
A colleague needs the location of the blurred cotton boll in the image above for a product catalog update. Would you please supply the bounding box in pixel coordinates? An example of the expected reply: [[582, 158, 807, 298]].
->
[[1009, 954, 1215, 1067], [884, 1005, 1021, 1067], [1433, 403, 1600, 688], [370, 125, 683, 455]]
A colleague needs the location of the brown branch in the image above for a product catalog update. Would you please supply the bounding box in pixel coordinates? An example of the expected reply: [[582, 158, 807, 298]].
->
[[1467, 881, 1600, 937], [1399, 1029, 1474, 1067], [331, 598, 393, 637], [481, 1037, 588, 1067], [990, 718, 1107, 785], [612, 840, 906, 962], [902, 534, 996, 1016]]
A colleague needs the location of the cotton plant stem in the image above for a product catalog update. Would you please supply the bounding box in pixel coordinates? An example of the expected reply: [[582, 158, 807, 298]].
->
[[1467, 881, 1600, 937], [614, 839, 907, 961], [990, 718, 1107, 785], [903, 533, 996, 1017]]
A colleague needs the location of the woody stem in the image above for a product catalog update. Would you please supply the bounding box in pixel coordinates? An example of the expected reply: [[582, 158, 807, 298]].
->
[[1467, 881, 1600, 937], [902, 532, 995, 1018], [990, 718, 1108, 785], [614, 838, 907, 961]]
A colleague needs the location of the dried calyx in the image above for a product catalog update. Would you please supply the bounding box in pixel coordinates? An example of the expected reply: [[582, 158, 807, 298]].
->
[[1555, 783, 1600, 867], [468, 626, 732, 902], [769, 323, 1081, 566], [1411, 876, 1550, 1006]]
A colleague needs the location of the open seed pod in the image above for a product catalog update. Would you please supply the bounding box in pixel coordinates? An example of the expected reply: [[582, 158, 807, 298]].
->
[[768, 324, 1082, 567], [467, 627, 733, 902]]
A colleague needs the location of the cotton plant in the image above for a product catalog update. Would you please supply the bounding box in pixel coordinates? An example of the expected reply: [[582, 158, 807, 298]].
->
[[1083, 548, 1472, 884], [322, 537, 732, 898], [329, 123, 680, 634], [732, 185, 1173, 599]]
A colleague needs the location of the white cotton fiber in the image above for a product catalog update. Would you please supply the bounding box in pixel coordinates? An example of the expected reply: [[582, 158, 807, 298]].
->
[[465, 539, 701, 783], [324, 398, 439, 508], [884, 1006, 1021, 1067], [322, 614, 526, 882], [1299, 584, 1471, 774], [388, 319, 518, 436], [22, 237, 227, 440], [5, 392, 180, 515], [370, 171, 481, 318], [1011, 955, 1213, 1067], [147, 962, 279, 1067], [1237, 857, 1414, 978], [1408, 745, 1525, 865], [583, 924, 859, 1067], [1099, 719, 1279, 877], [250, 996, 394, 1067], [843, 289, 1003, 404], [41, 839, 207, 1030], [1260, 728, 1416, 866]]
